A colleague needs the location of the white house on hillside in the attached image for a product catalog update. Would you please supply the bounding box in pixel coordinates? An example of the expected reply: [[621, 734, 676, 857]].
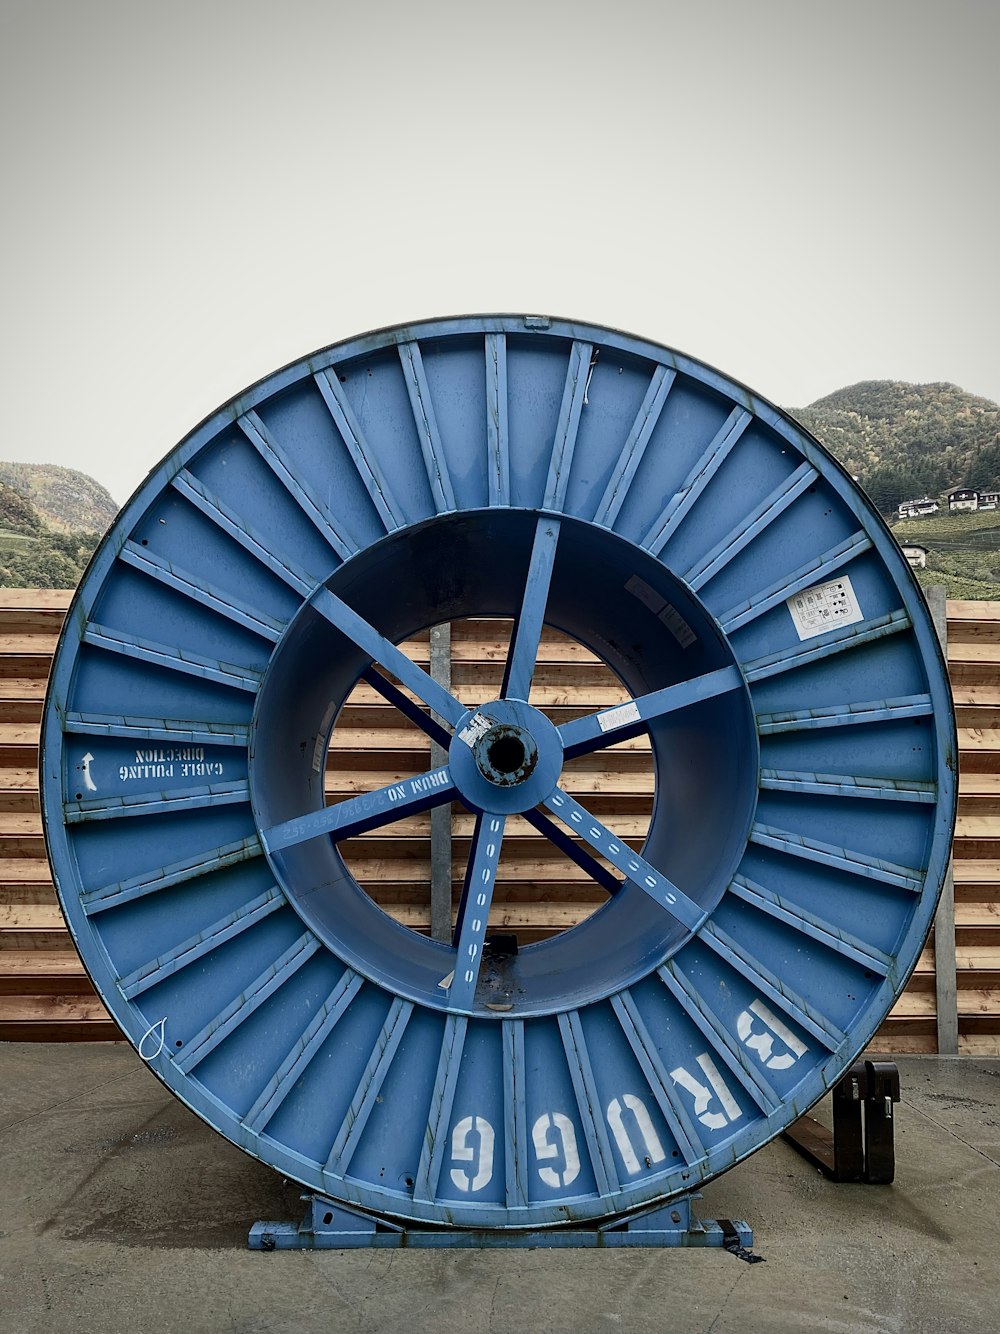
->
[[901, 543, 928, 569], [948, 488, 979, 512], [897, 496, 940, 518]]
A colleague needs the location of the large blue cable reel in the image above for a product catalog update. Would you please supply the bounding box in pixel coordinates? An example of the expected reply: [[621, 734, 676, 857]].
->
[[42, 316, 955, 1231]]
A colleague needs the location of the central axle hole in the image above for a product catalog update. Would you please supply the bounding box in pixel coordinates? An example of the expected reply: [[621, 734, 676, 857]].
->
[[488, 734, 526, 775]]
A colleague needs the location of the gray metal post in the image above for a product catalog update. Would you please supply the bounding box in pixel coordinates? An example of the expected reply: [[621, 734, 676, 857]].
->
[[927, 584, 959, 1055], [429, 623, 453, 942]]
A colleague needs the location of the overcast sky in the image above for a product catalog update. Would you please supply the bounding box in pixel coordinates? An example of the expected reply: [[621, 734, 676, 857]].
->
[[2, 0, 997, 506]]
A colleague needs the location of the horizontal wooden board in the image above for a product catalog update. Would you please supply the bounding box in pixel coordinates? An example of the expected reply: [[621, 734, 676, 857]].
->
[[955, 815, 1000, 837], [957, 728, 1000, 754], [0, 992, 116, 1032], [0, 589, 73, 611], [949, 641, 1000, 663], [948, 600, 1000, 618], [0, 636, 61, 655], [0, 951, 90, 995]]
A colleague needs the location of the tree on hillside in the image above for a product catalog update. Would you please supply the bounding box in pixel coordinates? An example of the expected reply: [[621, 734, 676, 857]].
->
[[794, 382, 1000, 498], [861, 460, 948, 515], [966, 440, 1000, 491], [0, 530, 102, 588], [0, 547, 81, 588]]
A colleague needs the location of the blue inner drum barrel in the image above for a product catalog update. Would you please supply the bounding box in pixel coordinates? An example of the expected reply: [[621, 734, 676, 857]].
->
[[42, 316, 956, 1229]]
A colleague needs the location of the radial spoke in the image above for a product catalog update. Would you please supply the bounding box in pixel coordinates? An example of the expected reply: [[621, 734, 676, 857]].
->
[[82, 836, 262, 915], [593, 366, 676, 527], [720, 531, 872, 633], [119, 541, 284, 643], [641, 407, 751, 555], [314, 367, 407, 532], [312, 587, 465, 726], [263, 765, 456, 853], [82, 624, 262, 692], [755, 693, 933, 734], [362, 667, 452, 748], [175, 932, 322, 1073], [609, 991, 703, 1165], [742, 610, 910, 683], [749, 821, 923, 891], [244, 970, 364, 1135], [542, 341, 593, 512], [501, 516, 561, 701], [727, 873, 893, 978], [171, 468, 316, 596], [414, 1015, 468, 1202], [502, 1019, 529, 1206], [399, 341, 457, 514], [699, 916, 847, 1051], [658, 959, 781, 1113], [120, 887, 285, 999], [239, 409, 359, 560], [485, 333, 510, 506], [523, 808, 622, 896], [682, 462, 818, 591], [325, 998, 414, 1174], [542, 789, 705, 931], [62, 713, 249, 746], [558, 1010, 619, 1194], [65, 780, 249, 824], [558, 665, 743, 760], [447, 812, 507, 1010], [759, 769, 936, 803]]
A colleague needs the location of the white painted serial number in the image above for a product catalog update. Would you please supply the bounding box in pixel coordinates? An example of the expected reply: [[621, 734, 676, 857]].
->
[[387, 770, 450, 802], [448, 997, 807, 1192]]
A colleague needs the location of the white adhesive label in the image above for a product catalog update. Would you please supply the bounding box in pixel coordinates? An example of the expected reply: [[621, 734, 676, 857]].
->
[[458, 712, 495, 747], [625, 574, 666, 616], [787, 576, 863, 641], [598, 701, 641, 733], [658, 603, 697, 648], [625, 575, 697, 648]]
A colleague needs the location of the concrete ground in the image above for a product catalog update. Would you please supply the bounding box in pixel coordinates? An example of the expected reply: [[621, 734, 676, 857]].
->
[[1, 1045, 998, 1334]]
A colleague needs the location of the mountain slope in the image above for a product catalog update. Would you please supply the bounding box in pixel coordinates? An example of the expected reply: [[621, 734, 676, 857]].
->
[[0, 464, 117, 588], [791, 381, 1000, 513], [0, 463, 118, 534]]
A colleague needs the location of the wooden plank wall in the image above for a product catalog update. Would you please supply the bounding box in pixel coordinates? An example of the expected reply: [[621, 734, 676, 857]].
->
[[0, 591, 116, 1037], [2, 588, 997, 1054]]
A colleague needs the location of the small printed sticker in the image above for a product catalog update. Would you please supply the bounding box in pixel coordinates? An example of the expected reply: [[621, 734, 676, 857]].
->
[[787, 576, 864, 641], [625, 574, 666, 616], [598, 701, 641, 733], [658, 603, 697, 649], [625, 576, 697, 648], [458, 713, 495, 747]]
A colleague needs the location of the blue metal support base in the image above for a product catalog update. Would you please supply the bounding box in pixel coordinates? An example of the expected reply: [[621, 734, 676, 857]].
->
[[249, 1193, 754, 1251]]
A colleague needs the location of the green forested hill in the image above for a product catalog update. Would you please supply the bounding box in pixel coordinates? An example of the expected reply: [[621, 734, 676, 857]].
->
[[792, 381, 1000, 515], [0, 479, 46, 538], [791, 381, 1000, 598], [0, 464, 117, 588], [0, 463, 118, 534]]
